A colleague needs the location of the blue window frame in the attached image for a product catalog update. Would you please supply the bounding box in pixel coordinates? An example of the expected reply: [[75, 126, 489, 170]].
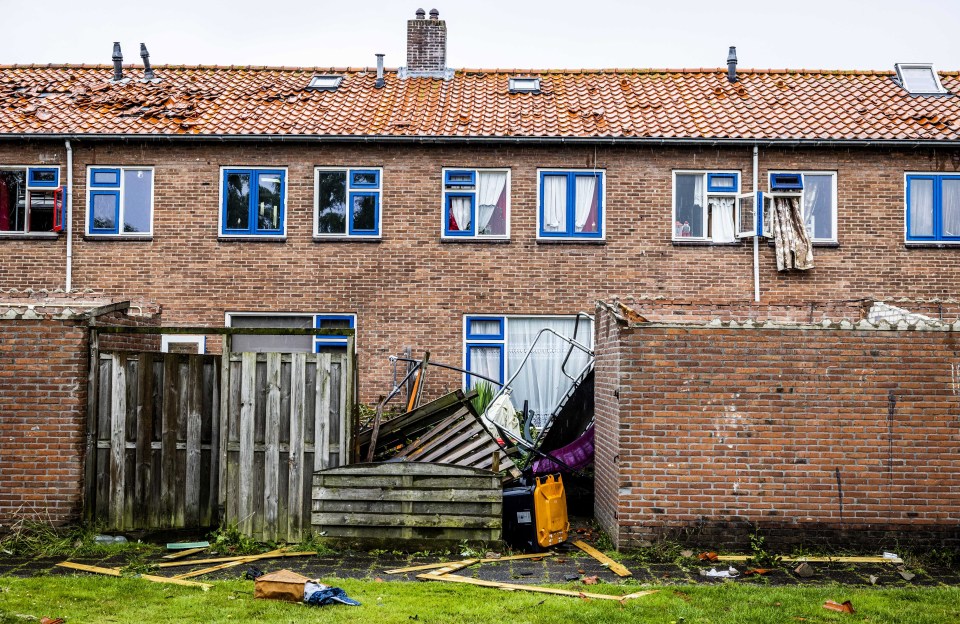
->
[[221, 168, 286, 236], [28, 167, 59, 188], [314, 314, 356, 350], [464, 315, 506, 389], [86, 166, 154, 236], [315, 167, 382, 238], [442, 168, 510, 239], [465, 343, 504, 388], [707, 173, 738, 192], [466, 316, 504, 340], [538, 170, 604, 239], [906, 174, 960, 242], [770, 173, 803, 190]]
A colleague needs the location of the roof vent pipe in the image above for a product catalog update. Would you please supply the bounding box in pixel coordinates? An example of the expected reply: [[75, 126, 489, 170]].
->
[[375, 53, 385, 88], [140, 43, 155, 81], [112, 42, 124, 82], [429, 8, 439, 19], [727, 46, 738, 83], [415, 7, 425, 18]]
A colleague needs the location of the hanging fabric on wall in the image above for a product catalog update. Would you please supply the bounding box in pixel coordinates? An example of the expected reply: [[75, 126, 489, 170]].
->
[[771, 196, 814, 271]]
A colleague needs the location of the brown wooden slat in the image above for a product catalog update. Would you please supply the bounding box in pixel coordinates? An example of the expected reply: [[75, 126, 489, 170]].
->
[[160, 355, 178, 528], [185, 356, 203, 526], [134, 353, 154, 529], [109, 353, 126, 529], [287, 353, 306, 542], [238, 352, 256, 536], [263, 352, 281, 543]]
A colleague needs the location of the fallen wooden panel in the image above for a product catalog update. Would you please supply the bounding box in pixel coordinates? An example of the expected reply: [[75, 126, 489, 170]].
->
[[161, 546, 207, 561], [56, 562, 211, 591], [417, 573, 658, 602], [172, 548, 286, 580], [716, 555, 903, 564], [573, 540, 632, 577], [157, 550, 315, 568], [385, 552, 555, 574], [312, 462, 502, 542]]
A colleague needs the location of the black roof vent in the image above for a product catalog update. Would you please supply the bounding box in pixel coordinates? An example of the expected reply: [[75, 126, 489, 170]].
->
[[727, 46, 738, 83]]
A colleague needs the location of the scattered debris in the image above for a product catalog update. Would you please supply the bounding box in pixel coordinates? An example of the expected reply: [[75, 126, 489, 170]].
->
[[256, 570, 312, 602], [582, 575, 599, 585], [161, 546, 208, 561], [794, 563, 815, 578], [304, 581, 361, 607], [417, 573, 658, 602], [882, 552, 899, 561], [869, 575, 879, 585], [246, 567, 265, 580], [680, 550, 694, 558], [744, 568, 771, 576], [822, 600, 855, 614], [40, 618, 64, 624], [699, 567, 740, 578], [718, 554, 903, 564], [899, 570, 916, 581], [55, 561, 211, 591], [172, 548, 287, 580], [166, 541, 210, 550], [384, 552, 555, 574], [157, 550, 315, 568], [572, 540, 632, 577], [698, 552, 719, 562], [563, 573, 581, 581]]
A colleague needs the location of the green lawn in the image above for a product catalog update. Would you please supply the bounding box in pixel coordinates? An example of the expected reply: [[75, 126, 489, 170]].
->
[[1, 576, 958, 624]]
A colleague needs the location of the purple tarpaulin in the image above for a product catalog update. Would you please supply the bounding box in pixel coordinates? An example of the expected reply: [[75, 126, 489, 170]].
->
[[532, 426, 594, 474]]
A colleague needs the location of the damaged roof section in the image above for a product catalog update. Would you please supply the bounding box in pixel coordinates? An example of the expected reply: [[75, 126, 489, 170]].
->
[[0, 65, 958, 141]]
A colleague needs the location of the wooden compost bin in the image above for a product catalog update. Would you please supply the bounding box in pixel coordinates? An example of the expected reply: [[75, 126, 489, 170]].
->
[[312, 463, 502, 542]]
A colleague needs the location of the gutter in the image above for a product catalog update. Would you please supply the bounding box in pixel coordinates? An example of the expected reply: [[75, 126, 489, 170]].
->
[[2, 134, 959, 148], [65, 139, 73, 292]]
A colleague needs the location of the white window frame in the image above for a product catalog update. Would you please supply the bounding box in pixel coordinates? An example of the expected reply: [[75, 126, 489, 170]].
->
[[536, 168, 606, 241], [225, 311, 357, 352], [160, 334, 206, 354], [86, 166, 155, 237], [461, 314, 595, 389], [313, 166, 383, 239], [894, 63, 949, 95], [671, 170, 741, 242], [768, 171, 838, 244], [217, 166, 288, 239], [440, 167, 511, 240], [0, 165, 62, 236]]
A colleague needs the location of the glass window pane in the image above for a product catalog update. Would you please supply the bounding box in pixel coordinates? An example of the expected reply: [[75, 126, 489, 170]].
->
[[317, 171, 347, 234], [477, 172, 507, 236], [230, 314, 312, 352], [942, 179, 960, 237], [901, 67, 940, 93], [909, 178, 934, 237], [0, 170, 26, 232], [470, 319, 501, 337], [29, 191, 54, 232], [675, 174, 704, 237], [92, 193, 118, 231], [542, 175, 567, 232], [803, 174, 833, 240], [225, 173, 250, 230], [352, 194, 376, 231], [318, 317, 352, 329], [351, 171, 377, 186], [122, 169, 152, 233], [31, 169, 57, 184], [257, 173, 282, 231], [468, 346, 501, 386], [574, 175, 599, 233], [447, 196, 472, 232], [93, 170, 119, 185]]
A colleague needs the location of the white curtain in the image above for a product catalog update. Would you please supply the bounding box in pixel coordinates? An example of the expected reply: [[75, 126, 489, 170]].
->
[[477, 172, 507, 235], [507, 317, 592, 428], [771, 196, 814, 271], [709, 197, 735, 243], [942, 180, 960, 237], [450, 196, 472, 231], [543, 176, 567, 231], [574, 176, 597, 232], [470, 319, 501, 336], [910, 179, 934, 236], [469, 346, 501, 386]]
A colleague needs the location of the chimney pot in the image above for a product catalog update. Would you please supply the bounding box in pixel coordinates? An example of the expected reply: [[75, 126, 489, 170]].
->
[[111, 42, 124, 82], [375, 53, 385, 88], [429, 8, 439, 19], [727, 45, 738, 83], [415, 8, 425, 18], [140, 43, 155, 81]]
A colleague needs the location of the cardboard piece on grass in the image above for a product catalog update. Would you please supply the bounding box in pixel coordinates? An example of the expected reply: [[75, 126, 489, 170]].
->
[[255, 569, 311, 602], [823, 600, 855, 614]]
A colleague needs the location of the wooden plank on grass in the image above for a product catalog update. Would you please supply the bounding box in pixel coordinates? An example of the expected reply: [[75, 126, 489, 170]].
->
[[384, 553, 554, 574], [171, 548, 284, 580], [161, 547, 207, 561], [56, 562, 211, 590], [573, 540, 632, 577], [417, 573, 657, 602], [715, 555, 903, 564], [263, 352, 281, 543], [156, 550, 314, 568]]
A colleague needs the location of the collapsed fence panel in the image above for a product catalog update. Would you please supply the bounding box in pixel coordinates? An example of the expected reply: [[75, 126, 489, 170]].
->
[[221, 352, 349, 543], [89, 352, 221, 530]]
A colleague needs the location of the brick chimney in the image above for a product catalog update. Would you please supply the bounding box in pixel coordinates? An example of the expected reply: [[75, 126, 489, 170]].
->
[[401, 8, 452, 79]]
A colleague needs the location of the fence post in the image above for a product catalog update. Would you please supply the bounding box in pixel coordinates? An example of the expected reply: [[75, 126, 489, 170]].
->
[[83, 327, 99, 523]]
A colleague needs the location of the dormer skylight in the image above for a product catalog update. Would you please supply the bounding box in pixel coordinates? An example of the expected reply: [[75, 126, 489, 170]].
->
[[894, 63, 948, 95], [509, 77, 541, 93], [307, 75, 343, 91]]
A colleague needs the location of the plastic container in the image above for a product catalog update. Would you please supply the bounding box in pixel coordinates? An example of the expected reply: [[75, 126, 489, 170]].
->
[[533, 474, 569, 548], [501, 485, 538, 552]]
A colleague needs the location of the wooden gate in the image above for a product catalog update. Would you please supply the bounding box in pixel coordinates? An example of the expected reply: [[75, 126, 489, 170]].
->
[[87, 348, 352, 540]]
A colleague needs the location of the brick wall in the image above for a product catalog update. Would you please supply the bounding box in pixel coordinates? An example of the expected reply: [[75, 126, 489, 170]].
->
[[594, 304, 960, 550], [406, 12, 447, 72], [0, 316, 88, 525], [1, 140, 959, 404]]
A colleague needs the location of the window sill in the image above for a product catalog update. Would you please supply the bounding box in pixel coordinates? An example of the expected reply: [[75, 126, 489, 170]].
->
[[313, 236, 382, 243], [84, 235, 153, 242], [441, 237, 511, 244], [904, 241, 960, 248], [536, 238, 606, 245], [672, 239, 742, 246], [0, 232, 60, 240], [766, 240, 840, 248], [218, 236, 286, 243]]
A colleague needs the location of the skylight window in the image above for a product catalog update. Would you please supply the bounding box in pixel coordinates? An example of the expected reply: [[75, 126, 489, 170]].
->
[[509, 77, 541, 93], [894, 63, 948, 95], [308, 75, 343, 91]]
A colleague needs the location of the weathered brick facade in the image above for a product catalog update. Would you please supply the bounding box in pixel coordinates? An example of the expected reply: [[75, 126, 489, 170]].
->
[[594, 303, 960, 550], [2, 140, 959, 403]]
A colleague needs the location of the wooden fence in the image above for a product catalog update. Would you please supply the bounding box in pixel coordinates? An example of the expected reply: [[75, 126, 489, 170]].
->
[[87, 348, 352, 541], [88, 352, 221, 530], [221, 352, 351, 542]]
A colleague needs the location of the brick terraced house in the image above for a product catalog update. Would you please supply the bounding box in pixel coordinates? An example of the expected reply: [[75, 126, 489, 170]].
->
[[1, 10, 959, 548]]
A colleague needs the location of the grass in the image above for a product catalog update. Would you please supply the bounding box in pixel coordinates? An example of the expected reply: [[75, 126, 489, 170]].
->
[[0, 577, 958, 623], [0, 519, 159, 559]]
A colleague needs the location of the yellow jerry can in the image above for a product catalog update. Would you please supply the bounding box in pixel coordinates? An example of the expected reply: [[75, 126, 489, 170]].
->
[[533, 474, 570, 548]]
